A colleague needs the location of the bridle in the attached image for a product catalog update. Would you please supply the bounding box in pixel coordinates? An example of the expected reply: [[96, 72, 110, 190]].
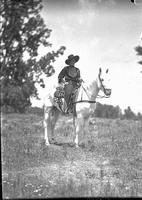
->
[[73, 84, 97, 104], [74, 71, 111, 104], [98, 72, 111, 98]]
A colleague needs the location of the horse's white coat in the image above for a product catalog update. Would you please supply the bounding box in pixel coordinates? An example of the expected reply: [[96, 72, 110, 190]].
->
[[43, 68, 111, 147], [43, 112, 49, 145]]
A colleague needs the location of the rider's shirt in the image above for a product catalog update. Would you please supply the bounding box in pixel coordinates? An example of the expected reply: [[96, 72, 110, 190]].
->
[[58, 66, 80, 83]]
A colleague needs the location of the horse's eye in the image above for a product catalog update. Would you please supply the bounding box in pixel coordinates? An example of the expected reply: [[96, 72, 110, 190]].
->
[[101, 79, 104, 82]]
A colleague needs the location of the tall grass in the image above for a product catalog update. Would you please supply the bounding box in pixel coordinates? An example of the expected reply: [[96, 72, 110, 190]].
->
[[2, 113, 142, 198]]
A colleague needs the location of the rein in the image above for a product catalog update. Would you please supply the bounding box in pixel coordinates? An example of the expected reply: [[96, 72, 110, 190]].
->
[[73, 78, 110, 104], [97, 94, 110, 98], [81, 85, 91, 99], [73, 84, 96, 104], [73, 94, 109, 105], [73, 100, 96, 104]]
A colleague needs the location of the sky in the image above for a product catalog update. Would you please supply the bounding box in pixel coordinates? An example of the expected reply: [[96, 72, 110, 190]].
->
[[31, 0, 142, 113]]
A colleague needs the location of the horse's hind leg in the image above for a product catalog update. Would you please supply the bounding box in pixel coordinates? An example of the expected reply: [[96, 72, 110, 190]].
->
[[73, 115, 80, 147], [49, 107, 60, 142], [44, 106, 60, 145], [43, 107, 51, 145]]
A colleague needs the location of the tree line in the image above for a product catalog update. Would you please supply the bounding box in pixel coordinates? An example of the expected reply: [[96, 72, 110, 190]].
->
[[92, 103, 142, 120], [25, 103, 142, 121]]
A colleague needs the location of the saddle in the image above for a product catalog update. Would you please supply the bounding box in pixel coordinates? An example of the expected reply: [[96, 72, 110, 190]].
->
[[53, 82, 78, 115]]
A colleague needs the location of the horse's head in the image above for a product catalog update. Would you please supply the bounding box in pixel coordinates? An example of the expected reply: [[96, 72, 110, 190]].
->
[[97, 67, 111, 97]]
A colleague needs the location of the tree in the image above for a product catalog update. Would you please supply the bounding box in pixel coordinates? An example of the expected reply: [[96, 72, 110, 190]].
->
[[136, 112, 142, 120], [135, 45, 142, 65], [123, 106, 136, 120], [93, 103, 122, 119], [0, 0, 65, 112], [135, 37, 142, 73]]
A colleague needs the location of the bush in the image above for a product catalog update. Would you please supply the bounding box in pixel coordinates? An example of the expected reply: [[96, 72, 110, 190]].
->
[[27, 107, 43, 116]]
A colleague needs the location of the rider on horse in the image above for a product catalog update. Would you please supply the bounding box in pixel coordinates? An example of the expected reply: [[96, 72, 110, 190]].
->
[[58, 54, 81, 87], [54, 54, 82, 113]]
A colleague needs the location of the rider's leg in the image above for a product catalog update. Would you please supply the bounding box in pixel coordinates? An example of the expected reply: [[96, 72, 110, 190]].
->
[[64, 83, 74, 106]]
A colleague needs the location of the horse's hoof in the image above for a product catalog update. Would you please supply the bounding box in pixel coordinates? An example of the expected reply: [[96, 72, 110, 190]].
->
[[49, 138, 56, 144], [67, 142, 75, 147], [75, 144, 79, 148], [45, 140, 50, 146]]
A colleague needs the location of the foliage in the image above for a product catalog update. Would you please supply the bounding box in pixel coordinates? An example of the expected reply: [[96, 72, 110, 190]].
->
[[93, 103, 141, 120], [135, 37, 142, 72], [0, 0, 66, 112], [135, 45, 142, 65], [123, 106, 136, 120], [136, 112, 142, 120], [93, 103, 122, 119], [27, 106, 43, 116], [24, 104, 142, 120]]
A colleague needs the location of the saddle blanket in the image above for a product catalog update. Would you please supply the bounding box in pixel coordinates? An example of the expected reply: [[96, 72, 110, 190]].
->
[[53, 84, 78, 115]]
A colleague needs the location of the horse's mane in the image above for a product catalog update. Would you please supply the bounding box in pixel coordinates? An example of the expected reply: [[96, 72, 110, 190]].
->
[[79, 79, 99, 101]]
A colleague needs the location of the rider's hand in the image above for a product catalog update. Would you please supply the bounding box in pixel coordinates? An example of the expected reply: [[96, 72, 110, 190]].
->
[[80, 79, 84, 83], [58, 82, 64, 87]]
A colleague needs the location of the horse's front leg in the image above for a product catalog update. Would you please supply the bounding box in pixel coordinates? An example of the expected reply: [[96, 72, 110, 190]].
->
[[73, 114, 81, 147], [73, 112, 89, 147]]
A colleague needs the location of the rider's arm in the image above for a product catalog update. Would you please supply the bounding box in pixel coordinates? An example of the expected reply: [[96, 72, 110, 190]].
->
[[76, 69, 81, 80], [58, 67, 67, 83]]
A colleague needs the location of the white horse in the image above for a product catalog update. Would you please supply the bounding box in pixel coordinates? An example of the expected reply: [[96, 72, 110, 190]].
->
[[43, 67, 111, 147]]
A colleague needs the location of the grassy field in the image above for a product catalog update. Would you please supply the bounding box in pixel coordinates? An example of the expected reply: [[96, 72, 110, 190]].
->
[[1, 113, 142, 198]]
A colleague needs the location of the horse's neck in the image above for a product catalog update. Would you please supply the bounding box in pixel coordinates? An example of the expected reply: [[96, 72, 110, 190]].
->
[[86, 79, 100, 101], [76, 80, 100, 112]]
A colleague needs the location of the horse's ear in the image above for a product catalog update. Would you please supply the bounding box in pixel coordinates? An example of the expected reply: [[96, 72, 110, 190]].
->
[[99, 67, 102, 74], [106, 68, 109, 73]]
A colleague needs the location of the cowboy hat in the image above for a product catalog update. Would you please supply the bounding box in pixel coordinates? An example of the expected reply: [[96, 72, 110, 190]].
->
[[65, 54, 80, 65]]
